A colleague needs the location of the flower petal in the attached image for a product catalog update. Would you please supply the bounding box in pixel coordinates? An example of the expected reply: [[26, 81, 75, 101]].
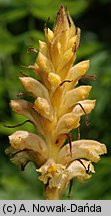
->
[[10, 99, 45, 135], [58, 139, 107, 165], [54, 113, 80, 139], [57, 48, 74, 73], [51, 33, 62, 70], [39, 40, 48, 57], [45, 28, 54, 44], [37, 158, 67, 189], [54, 5, 69, 36], [73, 100, 96, 116], [59, 85, 92, 115], [9, 130, 48, 154], [66, 60, 90, 90], [6, 146, 45, 168], [67, 159, 95, 182], [37, 52, 55, 73], [20, 77, 50, 101], [34, 97, 53, 121], [47, 73, 61, 93], [67, 12, 76, 38], [8, 130, 48, 168]]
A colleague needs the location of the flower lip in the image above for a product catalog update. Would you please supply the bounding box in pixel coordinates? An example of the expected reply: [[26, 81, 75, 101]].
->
[[9, 130, 48, 156], [58, 139, 107, 165]]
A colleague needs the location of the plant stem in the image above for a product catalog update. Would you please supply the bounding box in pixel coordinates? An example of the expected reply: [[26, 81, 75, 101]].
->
[[44, 186, 60, 200]]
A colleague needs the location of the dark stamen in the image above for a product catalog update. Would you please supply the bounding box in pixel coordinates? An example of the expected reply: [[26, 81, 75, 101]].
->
[[60, 80, 72, 86], [82, 75, 96, 81], [3, 120, 33, 128], [44, 17, 50, 31], [27, 47, 38, 53], [20, 71, 28, 77], [10, 149, 31, 157], [76, 159, 86, 170], [67, 12, 72, 27], [68, 179, 73, 198], [65, 133, 72, 157], [86, 163, 91, 174], [77, 126, 81, 140], [21, 160, 30, 171], [73, 42, 77, 53], [20, 65, 35, 69], [75, 103, 89, 127], [65, 6, 68, 13], [17, 92, 32, 97], [76, 159, 91, 174]]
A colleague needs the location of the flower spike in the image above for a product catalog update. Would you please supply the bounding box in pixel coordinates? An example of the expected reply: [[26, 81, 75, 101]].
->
[[6, 5, 107, 200]]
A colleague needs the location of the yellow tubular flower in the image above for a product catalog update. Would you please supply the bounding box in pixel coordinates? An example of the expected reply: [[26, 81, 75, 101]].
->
[[6, 5, 107, 200]]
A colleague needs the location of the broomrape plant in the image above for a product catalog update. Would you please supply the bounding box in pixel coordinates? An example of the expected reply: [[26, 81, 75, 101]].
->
[[5, 6, 107, 200]]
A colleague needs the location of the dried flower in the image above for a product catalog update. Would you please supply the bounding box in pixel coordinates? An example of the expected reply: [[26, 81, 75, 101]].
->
[[6, 5, 107, 200]]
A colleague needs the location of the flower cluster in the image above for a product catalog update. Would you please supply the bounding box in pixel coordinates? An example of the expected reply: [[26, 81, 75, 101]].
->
[[6, 6, 106, 199]]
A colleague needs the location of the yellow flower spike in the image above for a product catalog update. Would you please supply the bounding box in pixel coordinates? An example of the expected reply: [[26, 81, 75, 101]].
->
[[6, 5, 107, 200], [10, 99, 45, 136]]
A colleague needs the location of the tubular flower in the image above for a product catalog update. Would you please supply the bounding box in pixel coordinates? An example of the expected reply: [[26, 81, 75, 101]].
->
[[6, 6, 107, 200]]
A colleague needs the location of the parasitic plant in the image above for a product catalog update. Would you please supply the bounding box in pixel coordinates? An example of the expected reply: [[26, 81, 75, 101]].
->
[[5, 6, 107, 200]]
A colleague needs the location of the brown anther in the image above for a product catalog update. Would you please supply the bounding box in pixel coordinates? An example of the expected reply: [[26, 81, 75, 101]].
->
[[44, 17, 50, 31], [55, 139, 59, 144], [27, 47, 38, 53], [82, 75, 96, 81], [73, 42, 77, 53], [17, 93, 25, 97], [20, 65, 35, 69], [17, 92, 32, 97], [61, 29, 68, 33], [20, 71, 28, 77]]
